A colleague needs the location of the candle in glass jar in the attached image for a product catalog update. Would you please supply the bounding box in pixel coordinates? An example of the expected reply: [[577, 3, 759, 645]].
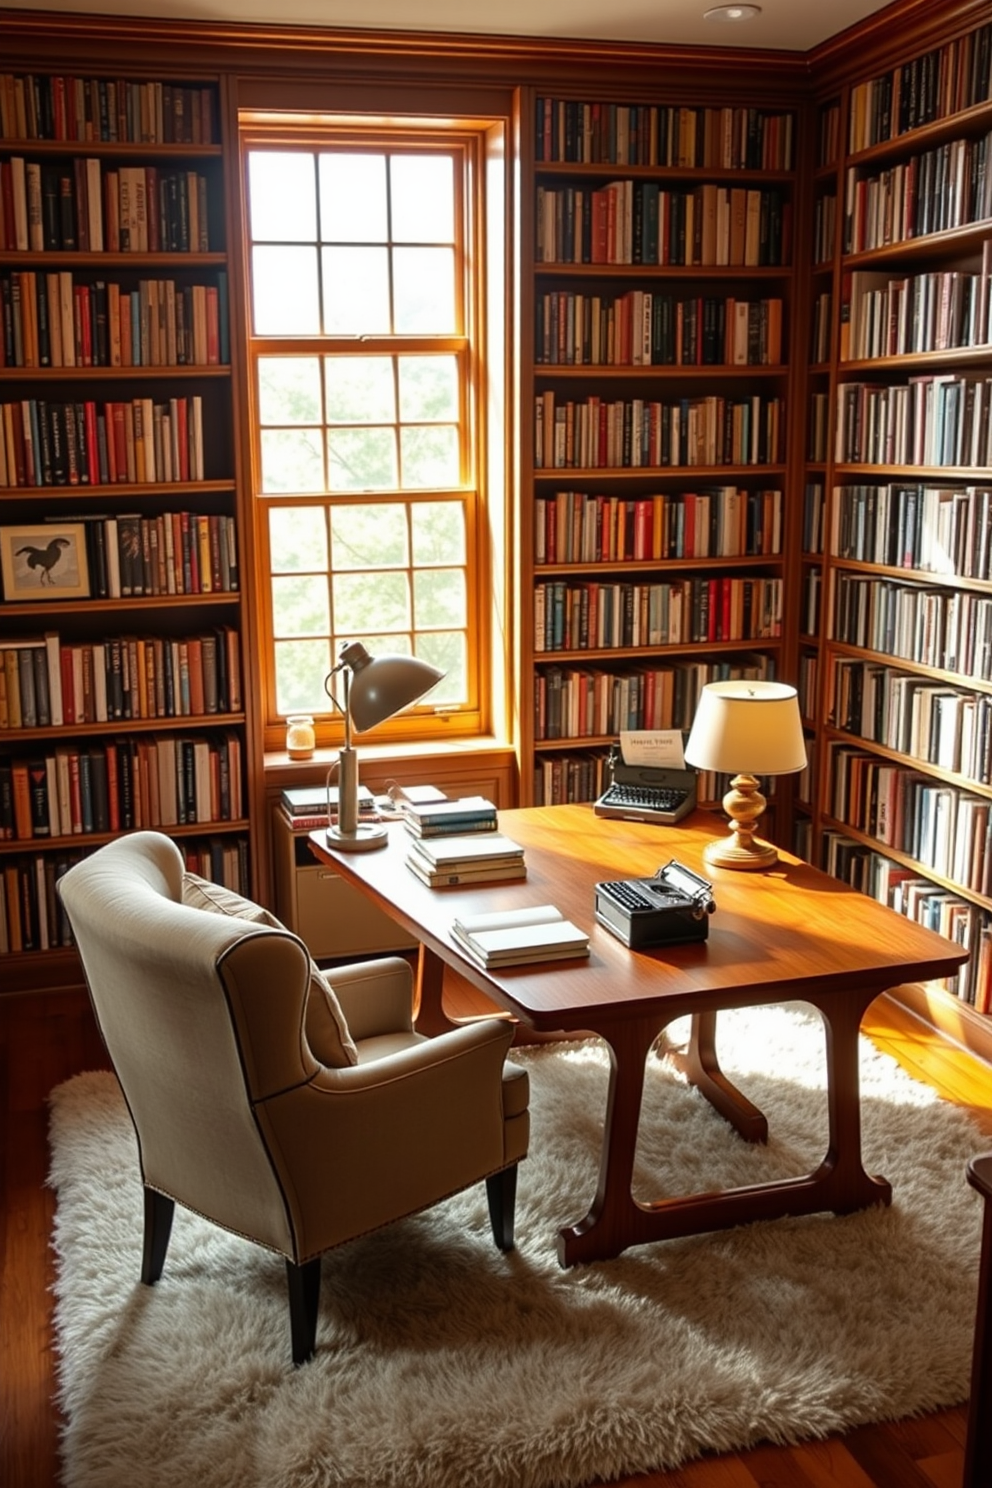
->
[[285, 715, 315, 760]]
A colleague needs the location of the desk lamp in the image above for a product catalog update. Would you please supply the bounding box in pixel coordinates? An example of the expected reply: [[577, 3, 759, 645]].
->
[[324, 641, 444, 851], [684, 680, 807, 871]]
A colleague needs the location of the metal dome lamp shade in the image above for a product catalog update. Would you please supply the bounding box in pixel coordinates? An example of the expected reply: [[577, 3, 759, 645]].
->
[[684, 680, 807, 871], [324, 641, 444, 851]]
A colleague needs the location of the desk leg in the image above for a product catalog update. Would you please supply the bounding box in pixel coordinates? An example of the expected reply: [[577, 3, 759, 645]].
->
[[810, 989, 891, 1212], [682, 1011, 768, 1144], [557, 1017, 662, 1268], [413, 945, 457, 1037]]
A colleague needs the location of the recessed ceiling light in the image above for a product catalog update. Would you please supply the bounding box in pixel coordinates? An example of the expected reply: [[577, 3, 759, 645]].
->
[[704, 4, 762, 20]]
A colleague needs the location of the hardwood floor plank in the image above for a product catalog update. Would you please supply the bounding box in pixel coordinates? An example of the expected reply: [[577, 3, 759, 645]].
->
[[788, 1436, 880, 1487]]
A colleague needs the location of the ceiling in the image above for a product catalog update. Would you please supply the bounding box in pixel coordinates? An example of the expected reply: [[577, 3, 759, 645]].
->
[[1, 0, 895, 55]]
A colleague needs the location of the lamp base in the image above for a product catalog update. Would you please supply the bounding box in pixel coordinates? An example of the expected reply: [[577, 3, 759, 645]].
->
[[702, 835, 779, 872], [325, 822, 389, 852]]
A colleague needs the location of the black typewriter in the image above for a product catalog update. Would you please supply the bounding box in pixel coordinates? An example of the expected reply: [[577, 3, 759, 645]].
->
[[594, 747, 697, 825]]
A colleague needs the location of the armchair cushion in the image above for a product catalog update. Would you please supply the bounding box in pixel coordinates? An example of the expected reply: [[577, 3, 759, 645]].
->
[[181, 873, 358, 1068]]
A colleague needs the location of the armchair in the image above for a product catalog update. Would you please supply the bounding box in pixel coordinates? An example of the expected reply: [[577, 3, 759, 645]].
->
[[57, 831, 529, 1365]]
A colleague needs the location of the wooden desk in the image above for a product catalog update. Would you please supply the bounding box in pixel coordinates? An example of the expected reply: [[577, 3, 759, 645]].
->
[[310, 805, 967, 1267]]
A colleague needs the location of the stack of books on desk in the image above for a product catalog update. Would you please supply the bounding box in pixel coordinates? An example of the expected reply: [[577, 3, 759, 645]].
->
[[279, 784, 376, 831], [406, 832, 527, 888], [450, 904, 590, 968], [401, 795, 498, 838]]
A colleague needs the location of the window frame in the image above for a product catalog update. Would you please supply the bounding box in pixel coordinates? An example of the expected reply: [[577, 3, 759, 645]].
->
[[239, 115, 496, 754]]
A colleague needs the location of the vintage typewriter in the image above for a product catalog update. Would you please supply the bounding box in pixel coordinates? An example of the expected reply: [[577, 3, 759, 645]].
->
[[593, 744, 697, 826], [595, 859, 716, 948]]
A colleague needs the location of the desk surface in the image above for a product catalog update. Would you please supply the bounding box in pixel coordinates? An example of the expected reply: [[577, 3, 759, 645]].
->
[[311, 804, 967, 1033]]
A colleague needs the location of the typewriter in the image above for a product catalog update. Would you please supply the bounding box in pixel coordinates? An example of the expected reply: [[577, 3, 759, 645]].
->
[[594, 745, 697, 826]]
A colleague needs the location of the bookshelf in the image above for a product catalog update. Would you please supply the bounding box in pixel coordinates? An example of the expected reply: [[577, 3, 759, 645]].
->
[[810, 12, 992, 1034], [520, 93, 802, 816], [0, 65, 250, 983]]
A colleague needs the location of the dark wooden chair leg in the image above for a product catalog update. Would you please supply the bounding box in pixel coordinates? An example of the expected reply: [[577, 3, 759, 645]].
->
[[486, 1165, 517, 1251], [141, 1187, 175, 1285], [286, 1257, 321, 1366]]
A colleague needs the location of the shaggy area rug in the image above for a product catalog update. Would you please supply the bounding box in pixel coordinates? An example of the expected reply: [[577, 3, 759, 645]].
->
[[48, 1003, 988, 1488]]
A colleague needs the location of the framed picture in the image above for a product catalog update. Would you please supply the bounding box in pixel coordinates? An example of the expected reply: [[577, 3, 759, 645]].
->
[[0, 523, 91, 602]]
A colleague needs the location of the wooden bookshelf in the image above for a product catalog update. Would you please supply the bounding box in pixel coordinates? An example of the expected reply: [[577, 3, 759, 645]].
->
[[519, 91, 805, 818], [0, 61, 250, 982], [809, 8, 992, 1051]]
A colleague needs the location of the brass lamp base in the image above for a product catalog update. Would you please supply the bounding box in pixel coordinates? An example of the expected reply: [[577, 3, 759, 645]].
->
[[702, 772, 780, 872]]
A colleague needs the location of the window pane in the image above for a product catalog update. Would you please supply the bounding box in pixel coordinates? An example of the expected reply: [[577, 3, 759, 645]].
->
[[398, 356, 458, 422], [414, 567, 466, 628], [401, 425, 459, 488], [417, 631, 466, 703], [327, 427, 397, 491], [319, 153, 388, 242], [322, 246, 390, 334], [330, 503, 408, 569], [252, 246, 320, 334], [269, 506, 328, 572], [393, 246, 455, 333], [333, 571, 410, 633], [411, 501, 466, 564], [261, 428, 324, 493], [248, 152, 316, 241], [325, 357, 395, 424], [391, 155, 454, 242], [275, 637, 332, 715], [272, 573, 330, 637], [258, 357, 322, 425]]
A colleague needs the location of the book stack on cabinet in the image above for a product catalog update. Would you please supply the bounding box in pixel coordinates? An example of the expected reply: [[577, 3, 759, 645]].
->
[[807, 15, 992, 1028], [0, 65, 249, 975], [522, 90, 799, 818]]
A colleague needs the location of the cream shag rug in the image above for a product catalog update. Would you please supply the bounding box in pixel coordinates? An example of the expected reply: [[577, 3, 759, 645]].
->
[[48, 1004, 988, 1488]]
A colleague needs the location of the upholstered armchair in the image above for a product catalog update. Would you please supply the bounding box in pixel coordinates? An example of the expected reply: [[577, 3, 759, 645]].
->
[[57, 831, 529, 1365]]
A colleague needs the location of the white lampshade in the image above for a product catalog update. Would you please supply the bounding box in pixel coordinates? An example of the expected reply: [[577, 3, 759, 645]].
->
[[685, 680, 807, 777]]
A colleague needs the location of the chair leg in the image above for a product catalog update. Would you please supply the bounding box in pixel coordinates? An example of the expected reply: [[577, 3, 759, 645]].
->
[[486, 1165, 518, 1251], [286, 1257, 321, 1366], [141, 1187, 175, 1285]]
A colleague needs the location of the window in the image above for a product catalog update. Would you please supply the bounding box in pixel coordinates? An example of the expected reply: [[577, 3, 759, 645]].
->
[[240, 116, 501, 751]]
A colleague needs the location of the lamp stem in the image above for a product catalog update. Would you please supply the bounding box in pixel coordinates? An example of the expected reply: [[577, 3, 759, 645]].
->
[[702, 772, 778, 871], [336, 668, 359, 837]]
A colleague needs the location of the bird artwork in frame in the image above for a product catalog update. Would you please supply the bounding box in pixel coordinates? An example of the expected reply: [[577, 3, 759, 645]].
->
[[0, 523, 91, 602]]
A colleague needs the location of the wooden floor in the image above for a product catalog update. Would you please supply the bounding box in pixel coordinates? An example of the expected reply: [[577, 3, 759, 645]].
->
[[2, 981, 990, 1488]]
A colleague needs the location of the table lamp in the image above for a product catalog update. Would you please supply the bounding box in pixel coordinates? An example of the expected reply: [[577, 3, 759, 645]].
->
[[323, 641, 444, 851], [684, 680, 807, 871]]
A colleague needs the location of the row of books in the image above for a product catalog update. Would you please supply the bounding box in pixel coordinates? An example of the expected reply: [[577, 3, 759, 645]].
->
[[820, 831, 990, 1011], [831, 659, 992, 785], [534, 487, 783, 566], [0, 270, 229, 370], [828, 744, 992, 897], [534, 653, 776, 742], [405, 831, 525, 888], [533, 575, 783, 653], [0, 73, 217, 145], [0, 834, 248, 956], [0, 395, 206, 489], [842, 131, 992, 255], [847, 24, 992, 152], [834, 376, 992, 470], [831, 482, 992, 581], [533, 749, 611, 807], [60, 510, 239, 601], [0, 626, 242, 731], [801, 571, 822, 636], [277, 782, 378, 831], [534, 392, 784, 471], [812, 192, 837, 267], [802, 481, 825, 556], [841, 246, 992, 362], [535, 291, 783, 369], [535, 98, 795, 170], [0, 157, 212, 255], [832, 573, 992, 682], [535, 182, 790, 268], [0, 729, 244, 842]]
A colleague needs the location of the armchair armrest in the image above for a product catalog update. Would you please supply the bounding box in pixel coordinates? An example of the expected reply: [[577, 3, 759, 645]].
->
[[326, 956, 415, 1039]]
